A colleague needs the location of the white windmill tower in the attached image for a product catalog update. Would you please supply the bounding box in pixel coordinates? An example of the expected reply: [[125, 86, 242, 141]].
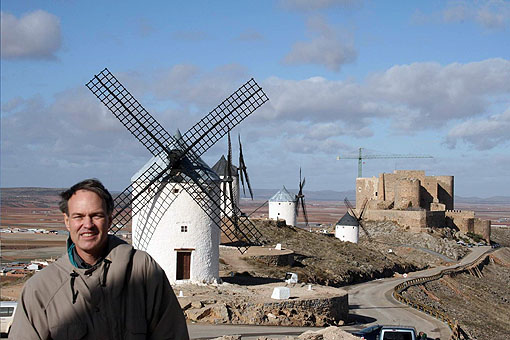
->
[[269, 186, 297, 226], [336, 198, 371, 243], [132, 131, 221, 284], [269, 169, 309, 227], [335, 212, 359, 243]]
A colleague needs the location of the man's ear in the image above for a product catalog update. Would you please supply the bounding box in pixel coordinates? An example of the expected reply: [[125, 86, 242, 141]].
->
[[108, 215, 113, 228], [64, 213, 71, 231]]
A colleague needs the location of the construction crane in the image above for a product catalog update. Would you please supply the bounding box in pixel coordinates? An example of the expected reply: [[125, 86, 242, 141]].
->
[[336, 147, 433, 178]]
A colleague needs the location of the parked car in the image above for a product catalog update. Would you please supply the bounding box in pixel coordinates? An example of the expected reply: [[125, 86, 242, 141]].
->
[[0, 301, 17, 336], [352, 324, 382, 340], [353, 324, 417, 340]]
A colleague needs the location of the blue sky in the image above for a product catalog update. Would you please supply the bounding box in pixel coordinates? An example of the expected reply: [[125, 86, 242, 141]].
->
[[1, 0, 509, 198]]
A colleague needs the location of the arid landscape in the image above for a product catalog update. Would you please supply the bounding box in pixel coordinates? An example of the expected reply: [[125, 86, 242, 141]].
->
[[1, 187, 510, 339]]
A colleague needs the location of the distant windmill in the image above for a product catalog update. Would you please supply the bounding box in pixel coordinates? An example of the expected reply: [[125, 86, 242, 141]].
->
[[295, 168, 309, 228], [237, 134, 253, 199], [337, 147, 433, 178], [344, 197, 371, 242]]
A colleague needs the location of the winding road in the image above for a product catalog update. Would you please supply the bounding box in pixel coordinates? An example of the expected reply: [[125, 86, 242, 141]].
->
[[187, 246, 492, 339]]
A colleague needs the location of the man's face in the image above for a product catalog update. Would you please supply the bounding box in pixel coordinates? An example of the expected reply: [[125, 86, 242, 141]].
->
[[64, 190, 111, 262]]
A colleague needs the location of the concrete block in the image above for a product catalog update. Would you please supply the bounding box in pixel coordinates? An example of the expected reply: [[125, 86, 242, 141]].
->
[[271, 287, 290, 300]]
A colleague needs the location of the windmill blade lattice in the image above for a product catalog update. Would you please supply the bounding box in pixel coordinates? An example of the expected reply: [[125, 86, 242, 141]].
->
[[86, 68, 268, 252], [86, 69, 176, 157]]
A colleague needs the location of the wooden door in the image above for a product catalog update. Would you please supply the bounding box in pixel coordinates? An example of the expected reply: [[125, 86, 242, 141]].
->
[[176, 251, 191, 280]]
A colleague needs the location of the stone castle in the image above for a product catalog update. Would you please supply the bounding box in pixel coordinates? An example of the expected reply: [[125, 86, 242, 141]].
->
[[356, 170, 491, 242]]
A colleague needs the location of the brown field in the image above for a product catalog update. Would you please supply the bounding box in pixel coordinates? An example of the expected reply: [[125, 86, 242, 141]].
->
[[2, 189, 509, 265]]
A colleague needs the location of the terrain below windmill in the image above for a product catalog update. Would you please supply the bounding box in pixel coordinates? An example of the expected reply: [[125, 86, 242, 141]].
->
[[1, 187, 510, 339]]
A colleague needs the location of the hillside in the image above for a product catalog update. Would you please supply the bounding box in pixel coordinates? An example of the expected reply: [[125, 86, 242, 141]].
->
[[225, 219, 469, 287]]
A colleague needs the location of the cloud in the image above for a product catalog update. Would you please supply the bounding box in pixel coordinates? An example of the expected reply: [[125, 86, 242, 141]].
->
[[283, 16, 357, 72], [1, 10, 62, 60], [171, 30, 209, 41], [445, 107, 510, 149], [236, 29, 264, 42], [440, 0, 510, 30], [137, 17, 155, 37], [279, 0, 360, 11], [3, 58, 509, 190]]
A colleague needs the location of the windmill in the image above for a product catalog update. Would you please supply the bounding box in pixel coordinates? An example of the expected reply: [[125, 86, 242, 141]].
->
[[344, 197, 371, 241], [86, 68, 269, 255], [237, 134, 253, 200], [295, 168, 309, 227], [212, 132, 239, 218]]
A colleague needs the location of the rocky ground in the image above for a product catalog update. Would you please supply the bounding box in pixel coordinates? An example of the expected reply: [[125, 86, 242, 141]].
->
[[222, 219, 469, 288], [211, 326, 359, 340], [401, 248, 510, 340]]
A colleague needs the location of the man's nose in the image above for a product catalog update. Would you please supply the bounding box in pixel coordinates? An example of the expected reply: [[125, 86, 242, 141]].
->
[[83, 216, 94, 227]]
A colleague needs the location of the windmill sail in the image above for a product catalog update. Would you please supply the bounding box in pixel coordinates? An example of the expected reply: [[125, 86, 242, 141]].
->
[[86, 68, 268, 253]]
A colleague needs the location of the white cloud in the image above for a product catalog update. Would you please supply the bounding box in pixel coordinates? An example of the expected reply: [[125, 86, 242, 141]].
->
[[236, 29, 264, 42], [279, 0, 360, 11], [283, 16, 357, 72], [3, 58, 509, 190], [445, 107, 510, 149], [441, 0, 510, 29], [1, 10, 62, 60]]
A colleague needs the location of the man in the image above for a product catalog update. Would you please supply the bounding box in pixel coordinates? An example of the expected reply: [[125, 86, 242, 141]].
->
[[9, 179, 189, 340]]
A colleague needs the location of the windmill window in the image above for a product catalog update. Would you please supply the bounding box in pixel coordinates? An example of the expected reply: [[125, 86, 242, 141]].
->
[[173, 188, 179, 193], [181, 225, 188, 232]]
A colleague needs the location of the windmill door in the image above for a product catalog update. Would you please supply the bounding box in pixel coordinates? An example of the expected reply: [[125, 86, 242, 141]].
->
[[176, 251, 191, 280]]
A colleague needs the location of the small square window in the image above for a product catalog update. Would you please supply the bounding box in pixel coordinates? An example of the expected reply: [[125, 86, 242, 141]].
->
[[181, 225, 188, 232]]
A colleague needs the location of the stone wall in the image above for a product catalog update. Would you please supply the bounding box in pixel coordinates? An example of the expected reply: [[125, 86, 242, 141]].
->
[[363, 209, 445, 231], [247, 253, 295, 267], [183, 294, 349, 326], [474, 219, 491, 243]]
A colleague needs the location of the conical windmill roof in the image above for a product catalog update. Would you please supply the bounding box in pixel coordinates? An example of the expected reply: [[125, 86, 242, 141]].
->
[[131, 129, 220, 182], [212, 155, 238, 177], [336, 212, 359, 226], [269, 186, 295, 202]]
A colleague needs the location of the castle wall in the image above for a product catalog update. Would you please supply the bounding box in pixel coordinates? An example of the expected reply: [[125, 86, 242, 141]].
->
[[435, 176, 454, 210], [474, 219, 491, 243], [420, 178, 438, 209], [394, 178, 420, 210], [363, 209, 445, 232], [356, 177, 378, 211]]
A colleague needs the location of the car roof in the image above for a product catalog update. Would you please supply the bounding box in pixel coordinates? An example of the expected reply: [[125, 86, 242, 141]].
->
[[0, 301, 18, 307], [380, 325, 416, 331]]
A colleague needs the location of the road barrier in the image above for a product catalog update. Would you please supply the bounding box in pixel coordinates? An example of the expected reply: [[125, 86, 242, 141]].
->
[[393, 250, 494, 340]]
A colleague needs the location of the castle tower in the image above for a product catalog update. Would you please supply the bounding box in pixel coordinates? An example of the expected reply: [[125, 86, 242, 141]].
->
[[268, 186, 297, 227], [394, 178, 421, 210]]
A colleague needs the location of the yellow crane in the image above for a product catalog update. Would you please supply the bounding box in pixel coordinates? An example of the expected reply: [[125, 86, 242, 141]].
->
[[336, 147, 433, 178]]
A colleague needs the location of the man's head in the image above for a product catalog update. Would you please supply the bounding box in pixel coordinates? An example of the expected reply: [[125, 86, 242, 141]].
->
[[60, 179, 114, 264], [59, 178, 114, 216]]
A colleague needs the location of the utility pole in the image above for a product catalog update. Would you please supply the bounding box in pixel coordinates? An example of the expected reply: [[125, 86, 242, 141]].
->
[[336, 147, 433, 178]]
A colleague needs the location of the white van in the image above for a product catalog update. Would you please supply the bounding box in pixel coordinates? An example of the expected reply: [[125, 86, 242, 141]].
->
[[0, 301, 17, 336]]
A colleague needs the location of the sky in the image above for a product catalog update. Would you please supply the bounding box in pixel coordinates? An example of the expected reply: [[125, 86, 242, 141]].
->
[[1, 0, 509, 198]]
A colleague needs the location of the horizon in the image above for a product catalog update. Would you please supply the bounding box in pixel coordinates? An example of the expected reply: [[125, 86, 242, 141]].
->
[[1, 1, 509, 197]]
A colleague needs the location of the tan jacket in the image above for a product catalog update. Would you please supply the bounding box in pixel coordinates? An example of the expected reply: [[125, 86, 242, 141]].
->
[[9, 236, 189, 340]]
